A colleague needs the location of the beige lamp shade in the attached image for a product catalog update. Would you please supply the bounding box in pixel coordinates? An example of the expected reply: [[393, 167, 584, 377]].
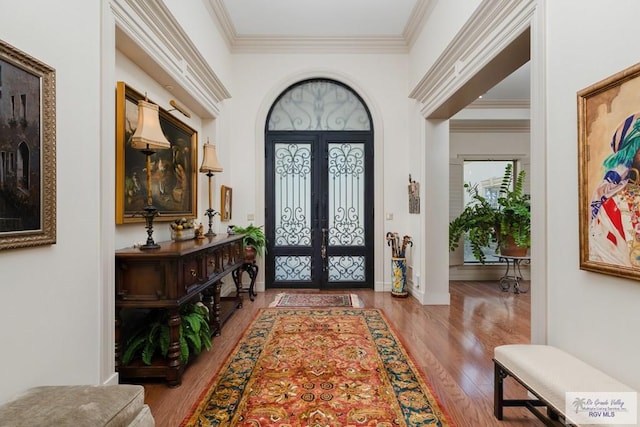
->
[[130, 99, 171, 150], [200, 142, 223, 173]]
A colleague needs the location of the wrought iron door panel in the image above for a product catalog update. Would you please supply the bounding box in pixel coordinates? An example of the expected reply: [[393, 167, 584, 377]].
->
[[271, 142, 314, 285], [266, 79, 373, 289], [328, 256, 365, 282], [274, 256, 312, 281], [274, 143, 312, 247], [325, 142, 366, 285]]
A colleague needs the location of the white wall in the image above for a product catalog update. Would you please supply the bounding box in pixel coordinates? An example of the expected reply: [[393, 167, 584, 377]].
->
[[228, 53, 409, 291], [163, 0, 234, 92], [450, 131, 530, 158], [546, 0, 640, 390], [0, 1, 103, 403], [408, 0, 482, 88]]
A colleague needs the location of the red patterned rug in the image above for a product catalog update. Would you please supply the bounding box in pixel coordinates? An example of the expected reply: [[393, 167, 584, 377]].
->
[[270, 293, 363, 308], [181, 308, 452, 426]]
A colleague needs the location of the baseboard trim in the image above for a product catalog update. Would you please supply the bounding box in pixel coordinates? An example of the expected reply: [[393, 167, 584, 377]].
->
[[102, 372, 119, 386]]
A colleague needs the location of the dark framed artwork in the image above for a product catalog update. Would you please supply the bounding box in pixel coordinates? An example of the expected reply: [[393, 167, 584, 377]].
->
[[0, 40, 56, 250], [221, 185, 232, 222], [115, 81, 197, 224], [578, 62, 640, 281]]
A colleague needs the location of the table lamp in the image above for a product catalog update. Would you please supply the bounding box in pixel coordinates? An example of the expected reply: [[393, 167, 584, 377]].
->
[[199, 139, 223, 236], [130, 97, 171, 249]]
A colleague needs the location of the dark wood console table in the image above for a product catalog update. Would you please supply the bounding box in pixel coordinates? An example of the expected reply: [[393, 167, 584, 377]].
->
[[114, 234, 244, 386]]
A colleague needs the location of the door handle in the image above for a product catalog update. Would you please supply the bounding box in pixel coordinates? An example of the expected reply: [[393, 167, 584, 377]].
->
[[321, 228, 327, 271]]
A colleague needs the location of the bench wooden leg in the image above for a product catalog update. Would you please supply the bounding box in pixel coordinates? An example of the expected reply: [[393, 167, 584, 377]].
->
[[494, 361, 506, 420]]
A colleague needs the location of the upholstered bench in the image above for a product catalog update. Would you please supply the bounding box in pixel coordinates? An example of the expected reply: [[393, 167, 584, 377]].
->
[[0, 385, 154, 427], [494, 344, 639, 426]]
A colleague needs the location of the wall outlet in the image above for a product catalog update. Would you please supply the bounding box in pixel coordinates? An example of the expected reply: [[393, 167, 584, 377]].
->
[[247, 213, 255, 221]]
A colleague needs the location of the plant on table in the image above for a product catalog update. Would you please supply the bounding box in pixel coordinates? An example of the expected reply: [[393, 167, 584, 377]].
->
[[449, 163, 530, 264], [232, 224, 267, 259]]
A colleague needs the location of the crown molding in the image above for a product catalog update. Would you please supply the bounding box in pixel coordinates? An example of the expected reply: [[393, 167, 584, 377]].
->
[[204, 0, 235, 50], [450, 119, 530, 132], [110, 0, 231, 118], [231, 35, 408, 54], [467, 99, 530, 109], [409, 0, 536, 118], [206, 0, 411, 54], [403, 0, 438, 48]]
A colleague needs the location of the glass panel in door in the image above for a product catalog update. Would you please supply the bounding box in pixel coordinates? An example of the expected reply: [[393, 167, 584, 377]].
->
[[271, 141, 315, 286], [325, 142, 367, 286]]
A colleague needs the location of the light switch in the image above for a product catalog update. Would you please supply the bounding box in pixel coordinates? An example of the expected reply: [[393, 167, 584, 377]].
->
[[386, 213, 394, 220], [247, 213, 255, 221]]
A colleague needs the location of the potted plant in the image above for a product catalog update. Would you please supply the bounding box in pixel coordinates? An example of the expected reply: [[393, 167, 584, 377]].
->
[[449, 163, 530, 263], [232, 224, 267, 262], [121, 302, 212, 366]]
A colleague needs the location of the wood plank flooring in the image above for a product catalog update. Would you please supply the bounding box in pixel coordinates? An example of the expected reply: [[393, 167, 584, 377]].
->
[[136, 281, 543, 426]]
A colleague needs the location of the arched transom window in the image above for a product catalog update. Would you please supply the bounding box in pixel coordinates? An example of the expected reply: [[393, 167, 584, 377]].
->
[[267, 79, 371, 131]]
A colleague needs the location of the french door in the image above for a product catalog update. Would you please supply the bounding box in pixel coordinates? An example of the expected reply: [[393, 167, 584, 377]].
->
[[265, 131, 373, 289]]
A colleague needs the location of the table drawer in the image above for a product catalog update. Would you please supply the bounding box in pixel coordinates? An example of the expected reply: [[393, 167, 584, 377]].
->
[[116, 260, 173, 301], [182, 255, 205, 293], [205, 248, 223, 277]]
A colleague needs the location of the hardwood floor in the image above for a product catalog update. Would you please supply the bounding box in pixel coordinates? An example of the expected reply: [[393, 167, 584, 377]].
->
[[137, 281, 543, 426]]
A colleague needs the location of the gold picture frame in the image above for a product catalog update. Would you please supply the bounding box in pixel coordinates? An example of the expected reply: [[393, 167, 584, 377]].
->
[[221, 185, 232, 222], [0, 39, 56, 251], [578, 62, 640, 280], [115, 81, 197, 224]]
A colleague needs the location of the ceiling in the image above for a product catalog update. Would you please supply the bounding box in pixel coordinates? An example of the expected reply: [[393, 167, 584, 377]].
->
[[214, 0, 529, 102], [220, 0, 420, 37]]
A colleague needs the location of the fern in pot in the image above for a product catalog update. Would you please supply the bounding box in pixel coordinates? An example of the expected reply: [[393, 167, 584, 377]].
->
[[122, 302, 212, 366], [232, 224, 267, 262], [449, 163, 530, 264]]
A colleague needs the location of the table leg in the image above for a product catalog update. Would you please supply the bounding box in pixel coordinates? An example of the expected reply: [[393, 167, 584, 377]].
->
[[513, 259, 530, 293], [246, 263, 258, 301], [232, 267, 245, 307], [165, 307, 182, 387], [114, 307, 122, 371], [499, 258, 513, 292], [202, 283, 221, 336], [233, 262, 258, 302]]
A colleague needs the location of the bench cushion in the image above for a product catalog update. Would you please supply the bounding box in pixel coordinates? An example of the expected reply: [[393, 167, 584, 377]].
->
[[0, 385, 152, 427], [495, 344, 636, 415]]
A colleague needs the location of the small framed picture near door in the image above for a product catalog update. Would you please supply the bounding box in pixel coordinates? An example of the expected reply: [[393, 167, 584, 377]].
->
[[221, 185, 232, 221]]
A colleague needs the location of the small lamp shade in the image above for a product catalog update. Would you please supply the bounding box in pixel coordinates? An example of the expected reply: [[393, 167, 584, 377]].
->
[[130, 99, 171, 150], [200, 142, 223, 173]]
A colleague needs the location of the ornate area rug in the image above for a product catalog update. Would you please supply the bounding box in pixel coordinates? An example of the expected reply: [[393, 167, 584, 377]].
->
[[269, 293, 364, 308], [181, 308, 452, 426]]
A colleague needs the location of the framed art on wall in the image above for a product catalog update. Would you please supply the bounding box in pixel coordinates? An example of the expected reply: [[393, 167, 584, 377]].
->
[[0, 39, 56, 251], [115, 81, 197, 224], [578, 62, 640, 280], [221, 185, 232, 221]]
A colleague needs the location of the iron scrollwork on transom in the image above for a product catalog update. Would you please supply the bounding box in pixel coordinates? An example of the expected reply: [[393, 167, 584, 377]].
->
[[268, 80, 371, 131]]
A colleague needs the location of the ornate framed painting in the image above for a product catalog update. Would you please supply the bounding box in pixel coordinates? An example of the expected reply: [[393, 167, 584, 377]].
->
[[221, 185, 232, 222], [578, 62, 640, 280], [115, 81, 197, 224], [0, 39, 56, 251]]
